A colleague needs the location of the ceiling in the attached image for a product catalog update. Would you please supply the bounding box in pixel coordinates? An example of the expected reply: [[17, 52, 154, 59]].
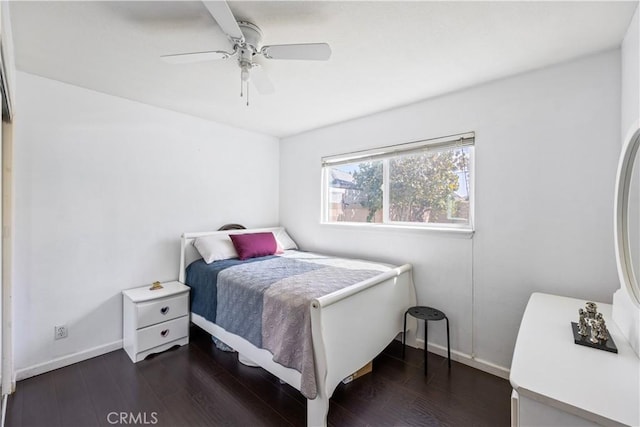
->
[[9, 1, 639, 138]]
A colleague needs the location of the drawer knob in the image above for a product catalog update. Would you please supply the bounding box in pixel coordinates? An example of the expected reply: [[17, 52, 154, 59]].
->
[[161, 329, 169, 338], [160, 306, 169, 315]]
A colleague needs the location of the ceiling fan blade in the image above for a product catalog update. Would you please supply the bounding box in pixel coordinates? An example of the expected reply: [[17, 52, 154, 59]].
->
[[261, 43, 331, 61], [161, 50, 230, 64], [251, 65, 275, 95], [202, 1, 244, 41]]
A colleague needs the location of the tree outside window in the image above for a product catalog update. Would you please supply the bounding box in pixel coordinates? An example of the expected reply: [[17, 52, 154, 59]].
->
[[325, 145, 472, 228]]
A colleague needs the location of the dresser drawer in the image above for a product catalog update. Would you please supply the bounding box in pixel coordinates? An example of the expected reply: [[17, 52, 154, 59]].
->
[[136, 315, 189, 353], [136, 293, 188, 329]]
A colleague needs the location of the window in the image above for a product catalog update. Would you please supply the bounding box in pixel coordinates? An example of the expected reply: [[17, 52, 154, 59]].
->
[[322, 132, 474, 230]]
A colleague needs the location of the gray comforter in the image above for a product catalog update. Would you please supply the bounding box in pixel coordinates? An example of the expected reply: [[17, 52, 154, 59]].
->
[[215, 251, 390, 399]]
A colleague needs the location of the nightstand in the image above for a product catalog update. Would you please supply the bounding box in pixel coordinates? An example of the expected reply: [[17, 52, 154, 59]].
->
[[122, 281, 190, 362]]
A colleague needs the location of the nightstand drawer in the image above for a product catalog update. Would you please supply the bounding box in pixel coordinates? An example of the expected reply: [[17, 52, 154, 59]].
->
[[136, 315, 189, 353], [136, 293, 188, 329]]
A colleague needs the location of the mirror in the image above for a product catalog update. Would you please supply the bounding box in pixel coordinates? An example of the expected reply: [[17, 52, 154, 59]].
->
[[615, 125, 640, 308]]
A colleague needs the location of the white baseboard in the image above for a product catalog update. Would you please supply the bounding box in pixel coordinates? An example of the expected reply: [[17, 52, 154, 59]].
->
[[15, 340, 123, 381], [414, 338, 510, 380]]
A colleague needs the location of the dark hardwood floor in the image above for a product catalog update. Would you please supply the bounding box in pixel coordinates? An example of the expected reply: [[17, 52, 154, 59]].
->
[[6, 325, 511, 426]]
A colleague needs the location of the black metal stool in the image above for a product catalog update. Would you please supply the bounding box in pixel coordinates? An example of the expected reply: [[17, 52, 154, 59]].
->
[[402, 306, 451, 375]]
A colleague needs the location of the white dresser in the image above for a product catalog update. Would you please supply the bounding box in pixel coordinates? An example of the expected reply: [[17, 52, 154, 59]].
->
[[122, 281, 190, 362], [510, 293, 640, 427]]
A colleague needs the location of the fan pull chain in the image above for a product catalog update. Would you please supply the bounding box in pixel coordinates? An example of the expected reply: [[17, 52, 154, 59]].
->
[[239, 69, 250, 106]]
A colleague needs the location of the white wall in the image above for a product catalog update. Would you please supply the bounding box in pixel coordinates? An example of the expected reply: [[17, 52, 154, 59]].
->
[[622, 4, 639, 136], [280, 50, 621, 371], [13, 72, 280, 375]]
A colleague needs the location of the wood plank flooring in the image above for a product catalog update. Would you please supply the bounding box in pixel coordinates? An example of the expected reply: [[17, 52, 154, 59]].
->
[[6, 325, 511, 426]]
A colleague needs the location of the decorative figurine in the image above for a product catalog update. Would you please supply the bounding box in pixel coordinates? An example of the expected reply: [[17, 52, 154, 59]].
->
[[571, 301, 617, 353], [585, 302, 598, 319], [577, 308, 589, 337], [596, 314, 609, 342], [149, 281, 164, 291], [589, 319, 600, 344]]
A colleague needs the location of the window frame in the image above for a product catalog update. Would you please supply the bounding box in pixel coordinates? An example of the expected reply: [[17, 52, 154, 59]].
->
[[321, 132, 475, 233]]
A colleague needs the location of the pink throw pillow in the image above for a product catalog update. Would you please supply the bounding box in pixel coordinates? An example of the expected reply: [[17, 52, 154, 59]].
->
[[229, 232, 278, 260]]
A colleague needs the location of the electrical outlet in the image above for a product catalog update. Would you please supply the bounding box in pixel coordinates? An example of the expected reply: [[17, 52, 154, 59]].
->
[[54, 325, 68, 340]]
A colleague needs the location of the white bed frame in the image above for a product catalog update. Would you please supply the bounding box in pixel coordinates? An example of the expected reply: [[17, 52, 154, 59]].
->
[[179, 228, 417, 427]]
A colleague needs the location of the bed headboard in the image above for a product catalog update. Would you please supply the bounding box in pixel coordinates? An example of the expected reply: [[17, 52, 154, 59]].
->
[[179, 226, 285, 283], [218, 223, 246, 231]]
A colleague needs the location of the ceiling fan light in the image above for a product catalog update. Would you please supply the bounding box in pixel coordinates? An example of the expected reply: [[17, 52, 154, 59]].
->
[[241, 68, 250, 82]]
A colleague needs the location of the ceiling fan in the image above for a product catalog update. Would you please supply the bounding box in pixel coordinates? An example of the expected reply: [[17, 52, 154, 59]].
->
[[161, 1, 332, 105]]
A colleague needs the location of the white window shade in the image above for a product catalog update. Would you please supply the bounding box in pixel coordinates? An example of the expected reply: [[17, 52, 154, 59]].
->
[[322, 132, 474, 167]]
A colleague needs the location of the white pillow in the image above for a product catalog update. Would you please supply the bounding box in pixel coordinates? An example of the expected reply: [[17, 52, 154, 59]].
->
[[274, 228, 298, 250], [193, 235, 238, 264]]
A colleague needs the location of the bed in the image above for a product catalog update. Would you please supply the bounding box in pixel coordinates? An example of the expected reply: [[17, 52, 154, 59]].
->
[[179, 226, 417, 427]]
